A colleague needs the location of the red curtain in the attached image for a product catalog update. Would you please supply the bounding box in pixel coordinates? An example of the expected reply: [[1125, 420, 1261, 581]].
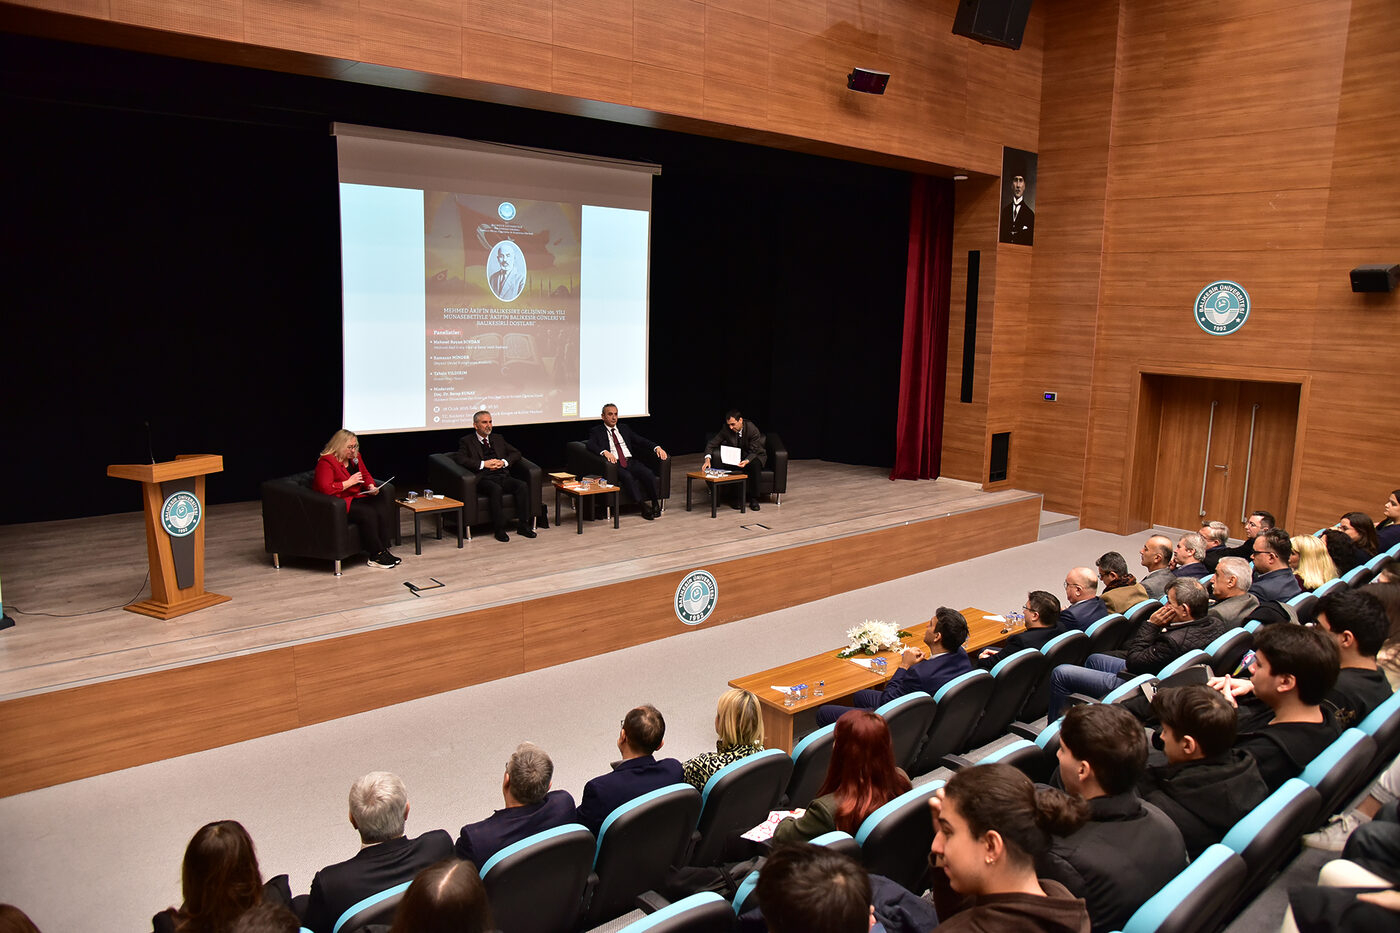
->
[[890, 175, 955, 480]]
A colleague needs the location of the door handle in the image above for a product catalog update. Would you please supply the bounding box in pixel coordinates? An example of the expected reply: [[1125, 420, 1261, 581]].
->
[[1240, 404, 1260, 524], [1198, 400, 1219, 518]]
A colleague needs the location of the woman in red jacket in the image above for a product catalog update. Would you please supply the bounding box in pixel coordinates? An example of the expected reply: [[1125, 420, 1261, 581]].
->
[[313, 429, 398, 569]]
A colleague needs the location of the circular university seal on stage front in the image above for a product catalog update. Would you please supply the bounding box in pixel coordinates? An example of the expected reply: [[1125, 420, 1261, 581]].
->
[[1194, 280, 1251, 335], [675, 570, 719, 626], [161, 491, 202, 537]]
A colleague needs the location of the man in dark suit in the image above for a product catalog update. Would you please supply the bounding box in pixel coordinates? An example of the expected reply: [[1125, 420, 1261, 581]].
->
[[976, 589, 1064, 668], [574, 704, 684, 836], [814, 607, 973, 726], [455, 742, 577, 867], [999, 172, 1035, 244], [452, 409, 536, 542], [298, 771, 454, 933], [702, 409, 766, 511], [1249, 528, 1303, 602], [586, 403, 668, 520]]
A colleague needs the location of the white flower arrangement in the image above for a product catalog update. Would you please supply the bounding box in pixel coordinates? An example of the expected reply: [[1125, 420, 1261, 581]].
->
[[836, 620, 912, 658]]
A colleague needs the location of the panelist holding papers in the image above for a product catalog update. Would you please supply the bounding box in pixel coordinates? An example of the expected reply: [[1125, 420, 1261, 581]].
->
[[702, 409, 766, 511]]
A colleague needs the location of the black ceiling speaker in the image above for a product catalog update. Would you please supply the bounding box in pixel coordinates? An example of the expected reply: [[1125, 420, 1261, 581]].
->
[[1350, 264, 1399, 293], [952, 0, 1033, 51], [847, 68, 891, 94]]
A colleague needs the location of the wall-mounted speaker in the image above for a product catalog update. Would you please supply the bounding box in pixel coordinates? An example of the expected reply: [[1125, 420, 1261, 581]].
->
[[847, 68, 891, 94], [952, 0, 1033, 51], [1350, 264, 1399, 293]]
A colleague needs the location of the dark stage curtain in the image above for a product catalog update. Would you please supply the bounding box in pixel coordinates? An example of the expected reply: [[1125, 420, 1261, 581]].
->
[[890, 175, 954, 481]]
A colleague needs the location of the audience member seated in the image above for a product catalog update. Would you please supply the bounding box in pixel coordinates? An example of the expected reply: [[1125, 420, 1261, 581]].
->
[[682, 688, 765, 790], [755, 842, 939, 933], [1208, 557, 1261, 628], [1225, 510, 1278, 562], [1049, 578, 1224, 719], [815, 608, 972, 727], [1368, 581, 1400, 676], [230, 903, 300, 933], [1212, 624, 1342, 792], [1323, 528, 1364, 575], [1170, 532, 1213, 581], [312, 428, 398, 570], [1287, 804, 1400, 933], [774, 710, 911, 844], [1139, 685, 1269, 859], [298, 771, 452, 933], [1139, 535, 1177, 598], [1250, 528, 1305, 602], [926, 763, 1092, 932], [1292, 534, 1342, 592], [575, 704, 683, 836], [386, 858, 493, 933], [0, 905, 42, 933], [454, 742, 576, 867], [1043, 704, 1188, 933], [153, 820, 291, 933], [1315, 589, 1395, 728], [1379, 489, 1400, 553], [1339, 511, 1382, 560], [1094, 552, 1149, 614], [1377, 562, 1400, 587], [1201, 520, 1233, 572], [977, 590, 1064, 668], [1059, 568, 1110, 632]]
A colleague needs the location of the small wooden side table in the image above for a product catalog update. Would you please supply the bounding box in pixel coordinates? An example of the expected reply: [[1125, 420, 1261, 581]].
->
[[553, 481, 621, 534], [685, 471, 748, 518], [396, 495, 465, 554]]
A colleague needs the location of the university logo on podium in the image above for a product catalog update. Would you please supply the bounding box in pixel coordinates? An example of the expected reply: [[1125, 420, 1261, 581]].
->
[[1194, 281, 1251, 335], [161, 491, 202, 537], [675, 570, 718, 625]]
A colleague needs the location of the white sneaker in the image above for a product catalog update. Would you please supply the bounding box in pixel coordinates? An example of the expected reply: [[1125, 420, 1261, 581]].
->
[[1301, 811, 1365, 851]]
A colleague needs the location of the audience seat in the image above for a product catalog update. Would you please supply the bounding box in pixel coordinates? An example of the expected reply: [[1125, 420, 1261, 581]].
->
[[806, 830, 861, 860], [618, 892, 734, 933], [1298, 729, 1378, 829], [690, 750, 792, 866], [1124, 599, 1160, 628], [697, 431, 789, 505], [1314, 578, 1345, 599], [1119, 843, 1247, 933], [782, 724, 836, 809], [584, 784, 702, 928], [331, 880, 410, 933], [854, 781, 945, 893], [479, 823, 594, 933], [874, 691, 938, 772], [1218, 778, 1322, 919], [946, 738, 1047, 783], [1358, 691, 1400, 770], [1204, 628, 1253, 676], [1084, 613, 1132, 656], [965, 649, 1047, 750], [906, 670, 996, 776], [1366, 552, 1392, 575], [260, 472, 399, 574], [1156, 650, 1211, 679], [1341, 564, 1371, 586], [1287, 591, 1319, 625], [564, 440, 672, 513], [1019, 630, 1090, 722], [426, 451, 543, 539], [730, 831, 858, 920]]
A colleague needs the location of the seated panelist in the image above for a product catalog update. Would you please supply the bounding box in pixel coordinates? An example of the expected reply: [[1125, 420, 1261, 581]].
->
[[313, 429, 398, 570], [585, 403, 667, 521], [702, 409, 765, 511], [452, 410, 537, 543]]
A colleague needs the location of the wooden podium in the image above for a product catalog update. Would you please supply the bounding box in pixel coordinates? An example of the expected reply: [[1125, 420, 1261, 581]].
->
[[106, 454, 232, 620]]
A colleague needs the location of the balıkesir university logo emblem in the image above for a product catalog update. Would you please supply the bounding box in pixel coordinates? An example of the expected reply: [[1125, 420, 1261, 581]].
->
[[1194, 280, 1250, 335], [675, 570, 718, 625], [161, 491, 202, 537]]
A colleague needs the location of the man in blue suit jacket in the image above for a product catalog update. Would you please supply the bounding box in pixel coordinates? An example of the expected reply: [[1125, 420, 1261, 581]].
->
[[814, 608, 973, 726], [455, 742, 577, 867], [586, 403, 668, 519], [575, 704, 684, 835]]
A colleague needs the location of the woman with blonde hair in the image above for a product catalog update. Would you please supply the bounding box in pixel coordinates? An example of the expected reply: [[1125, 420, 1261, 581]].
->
[[682, 688, 764, 790], [313, 428, 398, 570], [1291, 534, 1340, 592]]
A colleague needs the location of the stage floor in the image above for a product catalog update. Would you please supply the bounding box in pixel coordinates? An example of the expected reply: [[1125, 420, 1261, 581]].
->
[[0, 458, 1036, 701]]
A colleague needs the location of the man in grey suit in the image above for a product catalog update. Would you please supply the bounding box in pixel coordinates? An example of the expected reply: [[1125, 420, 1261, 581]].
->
[[702, 409, 766, 511], [1207, 557, 1259, 629]]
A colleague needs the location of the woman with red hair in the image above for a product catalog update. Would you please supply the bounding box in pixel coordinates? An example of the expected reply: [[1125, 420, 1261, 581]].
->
[[774, 710, 912, 842]]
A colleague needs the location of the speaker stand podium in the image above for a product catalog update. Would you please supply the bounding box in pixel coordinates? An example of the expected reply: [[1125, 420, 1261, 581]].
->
[[107, 454, 232, 620]]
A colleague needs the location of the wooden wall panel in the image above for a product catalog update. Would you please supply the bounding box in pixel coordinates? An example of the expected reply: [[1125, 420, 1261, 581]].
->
[[111, 0, 240, 40], [359, 5, 461, 76], [243, 0, 359, 61], [462, 28, 554, 88], [633, 0, 705, 72]]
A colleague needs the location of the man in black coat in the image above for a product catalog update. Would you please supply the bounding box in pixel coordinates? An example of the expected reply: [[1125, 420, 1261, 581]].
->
[[452, 409, 537, 542], [702, 409, 767, 511], [585, 403, 668, 519]]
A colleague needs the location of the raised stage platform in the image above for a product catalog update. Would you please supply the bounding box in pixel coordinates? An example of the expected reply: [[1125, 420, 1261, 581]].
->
[[0, 458, 1041, 796]]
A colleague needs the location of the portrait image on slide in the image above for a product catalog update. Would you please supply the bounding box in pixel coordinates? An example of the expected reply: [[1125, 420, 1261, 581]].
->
[[424, 193, 582, 425]]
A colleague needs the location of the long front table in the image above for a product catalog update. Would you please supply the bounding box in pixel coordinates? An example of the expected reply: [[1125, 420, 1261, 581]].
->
[[727, 607, 1022, 752]]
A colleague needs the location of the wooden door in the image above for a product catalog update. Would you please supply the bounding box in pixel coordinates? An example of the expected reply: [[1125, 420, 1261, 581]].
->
[[1147, 376, 1299, 536]]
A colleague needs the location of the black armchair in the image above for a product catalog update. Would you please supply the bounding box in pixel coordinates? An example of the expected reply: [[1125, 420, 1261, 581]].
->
[[427, 452, 543, 539], [564, 440, 672, 511], [260, 471, 398, 575], [703, 431, 789, 504]]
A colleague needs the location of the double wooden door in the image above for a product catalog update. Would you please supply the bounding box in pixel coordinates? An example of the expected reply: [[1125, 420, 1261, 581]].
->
[[1147, 376, 1299, 537]]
